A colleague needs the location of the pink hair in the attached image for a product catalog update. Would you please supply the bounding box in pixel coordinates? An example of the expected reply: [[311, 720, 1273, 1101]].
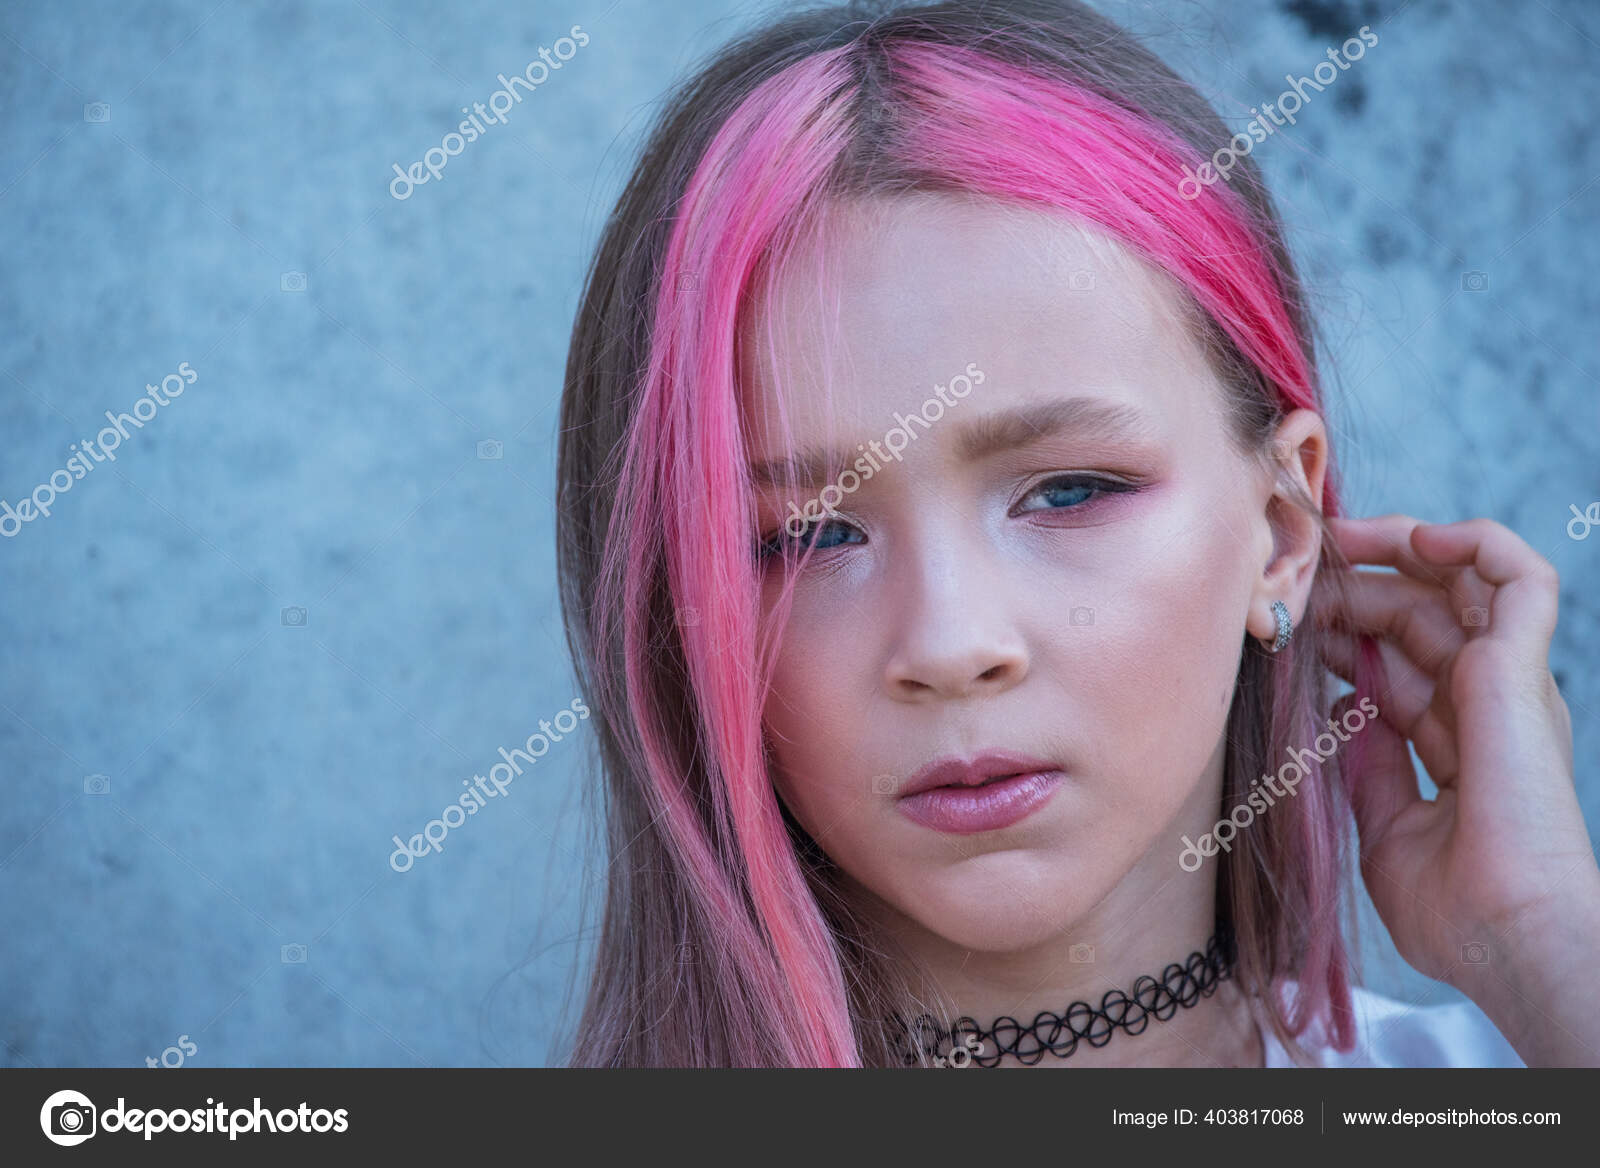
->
[[569, 8, 1383, 1066]]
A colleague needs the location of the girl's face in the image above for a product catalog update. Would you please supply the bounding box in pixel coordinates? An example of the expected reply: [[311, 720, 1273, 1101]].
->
[[741, 194, 1297, 956]]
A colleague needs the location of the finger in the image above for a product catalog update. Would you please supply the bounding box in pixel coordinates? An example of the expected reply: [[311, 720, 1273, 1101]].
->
[[1322, 630, 1427, 723], [1322, 631, 1460, 781], [1316, 569, 1466, 679], [1325, 515, 1464, 590], [1408, 519, 1560, 650], [1335, 691, 1421, 861]]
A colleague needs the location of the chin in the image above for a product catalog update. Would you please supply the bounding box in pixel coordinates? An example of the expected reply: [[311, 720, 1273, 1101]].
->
[[895, 861, 1089, 954], [920, 906, 1081, 955]]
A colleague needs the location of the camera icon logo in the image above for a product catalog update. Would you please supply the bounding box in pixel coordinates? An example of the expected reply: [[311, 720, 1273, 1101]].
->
[[677, 272, 700, 291], [1070, 606, 1095, 626], [280, 271, 308, 292], [1069, 942, 1095, 963], [477, 439, 503, 460], [281, 606, 307, 627], [84, 773, 111, 795], [281, 943, 307, 964], [1461, 942, 1490, 965], [83, 102, 110, 123], [1068, 269, 1095, 291], [1460, 271, 1488, 292], [870, 774, 897, 795], [40, 1089, 97, 1146], [1461, 606, 1488, 628]]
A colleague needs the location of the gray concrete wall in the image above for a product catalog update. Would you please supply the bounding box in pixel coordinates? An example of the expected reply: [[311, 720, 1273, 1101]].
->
[[3, 0, 1595, 1066]]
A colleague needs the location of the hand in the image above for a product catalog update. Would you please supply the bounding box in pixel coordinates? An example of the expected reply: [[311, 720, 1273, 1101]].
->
[[1317, 514, 1600, 1062]]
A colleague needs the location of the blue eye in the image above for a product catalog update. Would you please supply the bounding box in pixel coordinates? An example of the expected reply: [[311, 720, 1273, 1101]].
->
[[1014, 475, 1128, 515], [756, 515, 864, 561], [755, 476, 1133, 562]]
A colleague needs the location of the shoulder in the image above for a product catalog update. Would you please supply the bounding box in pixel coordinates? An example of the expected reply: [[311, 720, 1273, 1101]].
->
[[1261, 979, 1525, 1068]]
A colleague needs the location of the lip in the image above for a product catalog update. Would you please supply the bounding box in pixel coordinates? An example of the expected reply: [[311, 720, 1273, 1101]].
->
[[895, 750, 1065, 835], [897, 751, 1061, 798]]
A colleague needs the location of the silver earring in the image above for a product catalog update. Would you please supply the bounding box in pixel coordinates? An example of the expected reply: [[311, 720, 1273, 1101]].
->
[[1266, 599, 1293, 653]]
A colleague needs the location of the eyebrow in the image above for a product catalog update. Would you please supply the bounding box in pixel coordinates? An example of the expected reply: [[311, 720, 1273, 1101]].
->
[[747, 396, 1158, 489]]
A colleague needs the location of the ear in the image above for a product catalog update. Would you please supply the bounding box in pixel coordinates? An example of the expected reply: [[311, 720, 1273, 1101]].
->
[[1246, 409, 1328, 647]]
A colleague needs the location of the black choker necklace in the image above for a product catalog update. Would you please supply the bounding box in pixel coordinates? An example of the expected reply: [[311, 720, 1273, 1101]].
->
[[889, 923, 1236, 1067]]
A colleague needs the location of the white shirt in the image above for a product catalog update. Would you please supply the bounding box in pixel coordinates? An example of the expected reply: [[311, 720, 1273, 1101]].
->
[[1259, 980, 1524, 1067]]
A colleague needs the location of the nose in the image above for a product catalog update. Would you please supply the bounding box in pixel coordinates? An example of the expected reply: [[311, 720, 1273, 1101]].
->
[[882, 537, 1029, 702]]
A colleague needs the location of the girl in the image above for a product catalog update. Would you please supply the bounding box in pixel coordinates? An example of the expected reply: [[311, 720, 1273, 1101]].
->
[[554, 0, 1598, 1067]]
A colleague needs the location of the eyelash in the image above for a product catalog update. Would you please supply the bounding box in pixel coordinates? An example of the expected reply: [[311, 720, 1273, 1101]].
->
[[754, 474, 1134, 561]]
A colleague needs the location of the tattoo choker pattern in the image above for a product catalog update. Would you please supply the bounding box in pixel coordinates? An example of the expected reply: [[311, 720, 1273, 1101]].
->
[[889, 923, 1236, 1067]]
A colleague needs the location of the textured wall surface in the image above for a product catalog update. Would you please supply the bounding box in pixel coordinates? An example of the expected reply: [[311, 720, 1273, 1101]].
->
[[3, 0, 1596, 1067]]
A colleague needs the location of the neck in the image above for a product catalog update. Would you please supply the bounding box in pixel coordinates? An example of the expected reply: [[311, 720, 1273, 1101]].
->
[[896, 927, 1261, 1068], [862, 878, 1265, 1068]]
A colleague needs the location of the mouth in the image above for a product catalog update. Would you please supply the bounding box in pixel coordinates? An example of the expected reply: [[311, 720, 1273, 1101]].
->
[[926, 769, 1027, 793], [891, 750, 1066, 834], [895, 768, 1065, 835], [895, 750, 1062, 799], [968, 772, 1022, 786]]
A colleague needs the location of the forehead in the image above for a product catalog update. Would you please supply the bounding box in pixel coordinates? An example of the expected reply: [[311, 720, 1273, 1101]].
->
[[738, 193, 1226, 454]]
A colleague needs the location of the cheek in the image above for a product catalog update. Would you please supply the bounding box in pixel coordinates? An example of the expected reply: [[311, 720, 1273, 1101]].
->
[[758, 555, 887, 748], [1130, 533, 1244, 703], [761, 617, 871, 819], [1048, 512, 1248, 803]]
